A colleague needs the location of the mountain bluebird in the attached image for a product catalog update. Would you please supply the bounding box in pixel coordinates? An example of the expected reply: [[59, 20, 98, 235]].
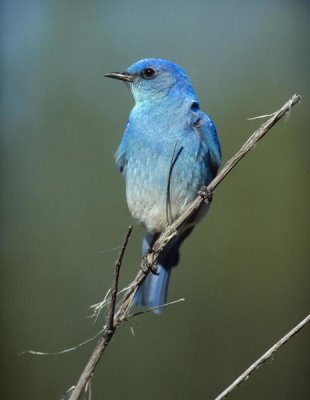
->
[[105, 58, 221, 313]]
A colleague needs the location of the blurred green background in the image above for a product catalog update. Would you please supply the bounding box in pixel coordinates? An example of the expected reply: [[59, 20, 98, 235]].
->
[[1, 1, 309, 399]]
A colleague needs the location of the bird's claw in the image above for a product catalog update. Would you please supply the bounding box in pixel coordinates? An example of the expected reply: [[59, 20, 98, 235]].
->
[[141, 258, 159, 275], [198, 187, 213, 203]]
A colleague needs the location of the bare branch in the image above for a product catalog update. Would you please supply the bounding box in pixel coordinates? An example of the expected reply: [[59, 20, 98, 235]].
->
[[68, 226, 132, 400], [106, 226, 132, 332], [213, 314, 310, 400], [68, 94, 301, 399]]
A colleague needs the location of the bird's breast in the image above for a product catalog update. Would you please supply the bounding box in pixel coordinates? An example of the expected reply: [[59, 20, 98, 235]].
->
[[124, 132, 210, 233]]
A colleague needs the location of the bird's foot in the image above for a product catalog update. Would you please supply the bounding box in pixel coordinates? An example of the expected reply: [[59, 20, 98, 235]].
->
[[141, 256, 159, 275], [198, 187, 213, 203]]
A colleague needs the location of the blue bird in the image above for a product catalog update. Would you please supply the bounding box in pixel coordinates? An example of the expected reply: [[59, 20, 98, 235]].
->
[[105, 59, 221, 313]]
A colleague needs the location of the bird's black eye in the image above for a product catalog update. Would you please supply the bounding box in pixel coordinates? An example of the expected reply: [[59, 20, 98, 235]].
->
[[142, 68, 156, 79]]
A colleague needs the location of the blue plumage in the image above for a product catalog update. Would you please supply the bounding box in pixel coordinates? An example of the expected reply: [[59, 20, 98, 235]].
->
[[105, 58, 221, 313]]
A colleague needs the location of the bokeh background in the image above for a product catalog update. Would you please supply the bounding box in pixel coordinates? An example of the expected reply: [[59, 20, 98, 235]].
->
[[1, 1, 309, 399]]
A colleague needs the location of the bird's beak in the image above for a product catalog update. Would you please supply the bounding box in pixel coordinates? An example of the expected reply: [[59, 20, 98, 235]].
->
[[104, 72, 135, 82]]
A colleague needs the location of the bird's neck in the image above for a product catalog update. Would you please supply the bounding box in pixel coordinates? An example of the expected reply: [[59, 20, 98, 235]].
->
[[129, 93, 196, 139], [133, 91, 196, 115]]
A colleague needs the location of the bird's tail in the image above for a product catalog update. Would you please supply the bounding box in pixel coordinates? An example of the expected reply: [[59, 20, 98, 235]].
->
[[133, 229, 192, 314]]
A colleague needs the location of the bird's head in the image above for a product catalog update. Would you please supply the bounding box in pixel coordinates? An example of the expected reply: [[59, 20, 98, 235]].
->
[[105, 58, 197, 104]]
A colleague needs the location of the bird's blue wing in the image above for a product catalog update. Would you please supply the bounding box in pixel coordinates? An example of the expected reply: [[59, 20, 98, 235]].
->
[[192, 111, 222, 178], [115, 122, 130, 176]]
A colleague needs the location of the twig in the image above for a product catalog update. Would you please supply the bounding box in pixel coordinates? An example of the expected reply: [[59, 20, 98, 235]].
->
[[213, 314, 310, 400], [128, 298, 185, 318], [106, 227, 132, 333], [68, 226, 132, 400], [20, 328, 104, 356], [166, 138, 180, 224], [247, 113, 274, 120], [68, 94, 301, 399]]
